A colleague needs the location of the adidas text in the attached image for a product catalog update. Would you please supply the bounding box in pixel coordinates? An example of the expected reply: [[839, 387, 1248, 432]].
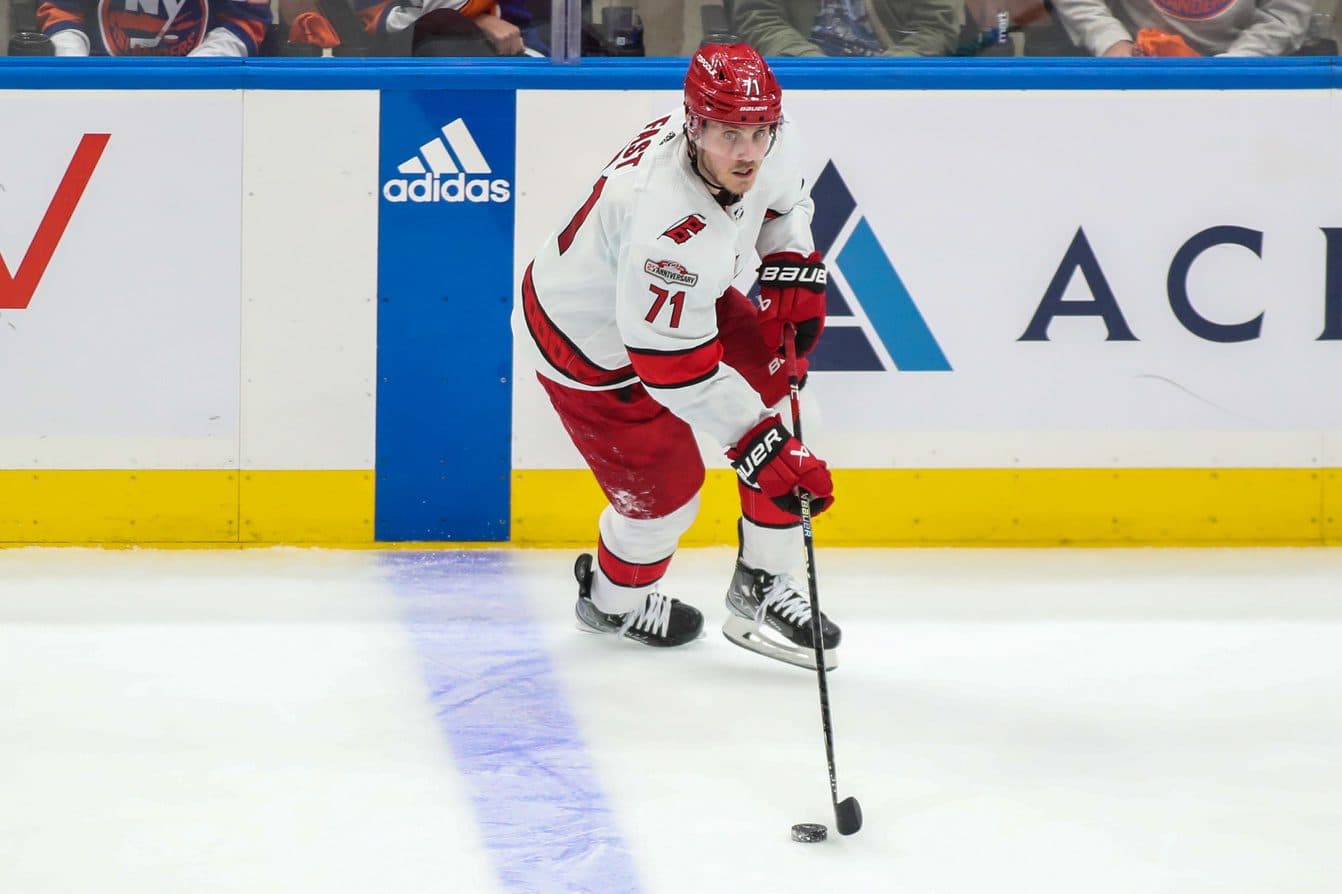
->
[[383, 174, 512, 204]]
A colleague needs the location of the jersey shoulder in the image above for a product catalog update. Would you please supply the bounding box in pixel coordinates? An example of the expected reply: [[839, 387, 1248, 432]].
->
[[593, 113, 688, 227], [755, 115, 809, 203], [624, 134, 723, 248]]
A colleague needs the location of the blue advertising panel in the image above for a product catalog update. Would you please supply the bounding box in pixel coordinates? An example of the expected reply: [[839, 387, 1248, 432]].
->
[[376, 89, 515, 540]]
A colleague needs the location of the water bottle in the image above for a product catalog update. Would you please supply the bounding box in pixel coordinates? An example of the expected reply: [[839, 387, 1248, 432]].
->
[[8, 0, 56, 55], [8, 31, 56, 55]]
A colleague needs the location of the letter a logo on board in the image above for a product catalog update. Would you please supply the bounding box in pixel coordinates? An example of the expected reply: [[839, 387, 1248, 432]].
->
[[747, 161, 951, 372], [0, 133, 110, 310]]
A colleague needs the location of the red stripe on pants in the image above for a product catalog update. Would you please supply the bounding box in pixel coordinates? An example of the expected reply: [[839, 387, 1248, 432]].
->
[[598, 537, 672, 588]]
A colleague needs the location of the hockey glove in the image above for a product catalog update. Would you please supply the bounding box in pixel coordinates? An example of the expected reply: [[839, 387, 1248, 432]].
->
[[728, 415, 834, 519], [756, 251, 827, 356]]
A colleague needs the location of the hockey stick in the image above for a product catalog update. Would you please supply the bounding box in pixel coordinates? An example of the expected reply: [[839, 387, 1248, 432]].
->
[[784, 324, 863, 837]]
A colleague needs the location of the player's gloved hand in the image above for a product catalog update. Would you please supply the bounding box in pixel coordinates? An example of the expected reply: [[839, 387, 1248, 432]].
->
[[728, 415, 834, 518], [756, 251, 827, 356]]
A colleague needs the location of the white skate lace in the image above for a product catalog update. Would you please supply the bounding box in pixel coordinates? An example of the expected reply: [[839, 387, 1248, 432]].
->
[[620, 592, 673, 639], [756, 574, 812, 628]]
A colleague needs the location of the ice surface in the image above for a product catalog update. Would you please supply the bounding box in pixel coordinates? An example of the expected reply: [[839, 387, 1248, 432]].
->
[[2, 546, 1340, 894]]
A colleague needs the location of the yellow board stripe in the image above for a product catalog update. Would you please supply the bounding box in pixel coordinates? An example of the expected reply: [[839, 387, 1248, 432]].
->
[[0, 470, 373, 545], [239, 471, 375, 543], [2, 467, 1336, 546], [513, 468, 1342, 547]]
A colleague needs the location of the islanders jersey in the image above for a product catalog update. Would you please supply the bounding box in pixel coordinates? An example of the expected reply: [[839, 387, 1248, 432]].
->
[[1054, 0, 1310, 55], [38, 0, 270, 56], [514, 110, 816, 449]]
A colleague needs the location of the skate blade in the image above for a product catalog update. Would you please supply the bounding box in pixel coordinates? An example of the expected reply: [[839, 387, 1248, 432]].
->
[[721, 616, 837, 671]]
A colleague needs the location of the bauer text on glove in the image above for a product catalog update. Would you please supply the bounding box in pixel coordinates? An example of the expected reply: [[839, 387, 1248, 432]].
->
[[728, 416, 834, 518], [756, 251, 827, 356]]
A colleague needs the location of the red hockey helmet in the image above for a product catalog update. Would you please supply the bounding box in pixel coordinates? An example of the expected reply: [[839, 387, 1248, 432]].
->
[[684, 43, 782, 127]]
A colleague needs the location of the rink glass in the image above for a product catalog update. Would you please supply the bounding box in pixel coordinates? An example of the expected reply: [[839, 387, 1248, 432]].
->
[[6, 0, 1333, 59]]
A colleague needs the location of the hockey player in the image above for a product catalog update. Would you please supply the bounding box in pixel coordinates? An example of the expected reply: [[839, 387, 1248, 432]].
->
[[514, 43, 841, 670]]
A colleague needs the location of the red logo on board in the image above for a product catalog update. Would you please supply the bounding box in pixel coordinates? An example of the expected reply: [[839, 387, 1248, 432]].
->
[[0, 134, 109, 310]]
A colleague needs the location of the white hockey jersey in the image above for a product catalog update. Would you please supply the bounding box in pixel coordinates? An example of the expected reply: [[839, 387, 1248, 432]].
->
[[515, 109, 816, 449]]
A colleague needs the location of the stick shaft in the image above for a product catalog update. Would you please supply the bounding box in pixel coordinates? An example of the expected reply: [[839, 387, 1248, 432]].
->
[[783, 326, 842, 814]]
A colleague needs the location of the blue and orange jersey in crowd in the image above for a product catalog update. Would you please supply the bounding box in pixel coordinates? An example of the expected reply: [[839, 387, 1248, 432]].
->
[[38, 0, 271, 55]]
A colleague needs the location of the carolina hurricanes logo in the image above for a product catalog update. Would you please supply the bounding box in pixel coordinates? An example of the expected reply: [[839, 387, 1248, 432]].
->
[[98, 0, 208, 55], [661, 213, 707, 245], [1151, 0, 1233, 20]]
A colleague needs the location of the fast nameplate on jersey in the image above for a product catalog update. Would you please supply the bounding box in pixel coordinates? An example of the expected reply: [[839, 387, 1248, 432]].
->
[[644, 259, 699, 288]]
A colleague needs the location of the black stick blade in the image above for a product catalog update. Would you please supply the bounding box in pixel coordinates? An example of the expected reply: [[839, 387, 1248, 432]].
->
[[835, 796, 863, 836]]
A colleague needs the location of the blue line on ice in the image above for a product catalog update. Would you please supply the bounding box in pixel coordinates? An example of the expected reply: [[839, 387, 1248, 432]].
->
[[386, 551, 642, 894]]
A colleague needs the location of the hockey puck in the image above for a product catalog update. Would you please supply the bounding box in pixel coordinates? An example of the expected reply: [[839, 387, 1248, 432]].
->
[[790, 823, 828, 843]]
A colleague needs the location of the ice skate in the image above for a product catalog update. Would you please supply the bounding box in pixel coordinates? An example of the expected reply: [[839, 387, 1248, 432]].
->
[[573, 554, 704, 647], [722, 559, 841, 671]]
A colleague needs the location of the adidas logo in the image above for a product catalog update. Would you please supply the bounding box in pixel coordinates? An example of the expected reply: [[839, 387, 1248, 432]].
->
[[382, 118, 512, 205]]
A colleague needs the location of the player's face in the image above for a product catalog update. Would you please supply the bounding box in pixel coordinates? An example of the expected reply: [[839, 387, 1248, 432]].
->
[[695, 120, 774, 194]]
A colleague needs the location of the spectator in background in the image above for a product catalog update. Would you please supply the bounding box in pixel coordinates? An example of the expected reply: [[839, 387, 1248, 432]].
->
[[356, 0, 544, 54], [1051, 0, 1311, 54], [734, 0, 961, 55], [37, 0, 270, 54]]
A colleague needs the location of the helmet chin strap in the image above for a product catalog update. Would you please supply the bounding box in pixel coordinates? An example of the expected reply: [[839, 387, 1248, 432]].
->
[[687, 139, 742, 208]]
